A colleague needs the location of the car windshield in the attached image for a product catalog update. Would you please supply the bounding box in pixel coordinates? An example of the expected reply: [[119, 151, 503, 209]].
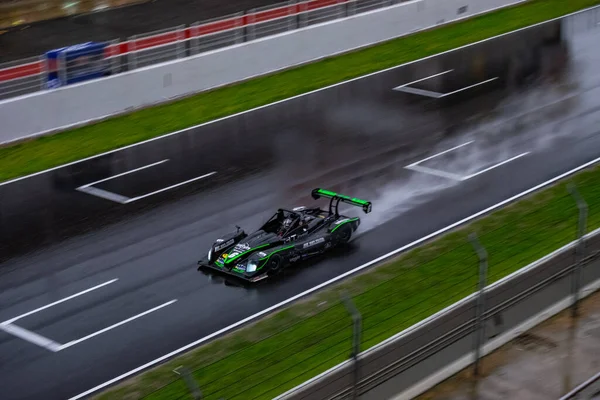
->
[[261, 210, 300, 235]]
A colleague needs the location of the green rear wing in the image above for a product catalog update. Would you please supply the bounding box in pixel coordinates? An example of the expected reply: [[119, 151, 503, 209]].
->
[[311, 188, 372, 214]]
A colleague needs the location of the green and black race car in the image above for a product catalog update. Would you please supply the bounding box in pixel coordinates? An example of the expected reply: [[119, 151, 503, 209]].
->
[[197, 188, 372, 282]]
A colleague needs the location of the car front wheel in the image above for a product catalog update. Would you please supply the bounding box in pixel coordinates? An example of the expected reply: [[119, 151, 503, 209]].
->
[[267, 254, 283, 277]]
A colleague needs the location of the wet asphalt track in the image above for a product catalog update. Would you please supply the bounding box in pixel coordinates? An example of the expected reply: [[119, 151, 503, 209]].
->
[[1, 13, 600, 400]]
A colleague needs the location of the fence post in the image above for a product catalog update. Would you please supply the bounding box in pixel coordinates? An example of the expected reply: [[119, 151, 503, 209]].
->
[[128, 35, 137, 71], [109, 39, 120, 76], [341, 291, 361, 399], [39, 54, 48, 90], [235, 12, 245, 44], [173, 366, 202, 399], [469, 232, 488, 378], [347, 0, 356, 17], [287, 0, 296, 31], [247, 9, 256, 41], [567, 183, 587, 318], [177, 24, 186, 59], [337, 0, 345, 19]]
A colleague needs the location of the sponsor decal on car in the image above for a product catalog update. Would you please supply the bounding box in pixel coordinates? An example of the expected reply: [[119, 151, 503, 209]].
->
[[303, 237, 325, 249], [234, 264, 246, 272], [215, 238, 234, 251], [235, 243, 251, 251]]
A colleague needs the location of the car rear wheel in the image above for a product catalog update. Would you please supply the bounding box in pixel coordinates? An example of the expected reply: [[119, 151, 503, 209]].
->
[[333, 224, 352, 245]]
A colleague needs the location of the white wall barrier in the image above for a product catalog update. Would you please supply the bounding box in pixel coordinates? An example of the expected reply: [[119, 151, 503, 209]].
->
[[0, 0, 526, 143]]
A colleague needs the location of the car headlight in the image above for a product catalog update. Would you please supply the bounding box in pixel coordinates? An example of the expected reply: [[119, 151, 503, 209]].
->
[[208, 247, 213, 261], [246, 260, 258, 273]]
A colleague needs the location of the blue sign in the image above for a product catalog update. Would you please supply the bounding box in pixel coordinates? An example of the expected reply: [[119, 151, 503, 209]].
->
[[45, 42, 109, 88]]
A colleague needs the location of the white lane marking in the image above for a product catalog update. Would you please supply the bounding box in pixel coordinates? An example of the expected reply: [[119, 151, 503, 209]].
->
[[0, 323, 62, 352], [394, 77, 498, 98], [405, 141, 528, 181], [1, 279, 118, 325], [59, 300, 177, 350], [439, 77, 499, 97], [392, 69, 454, 89], [405, 165, 464, 181], [77, 159, 169, 189], [461, 152, 530, 180], [76, 186, 132, 204], [122, 171, 217, 203], [406, 141, 474, 167], [1, 279, 175, 352], [393, 86, 444, 98], [4, 3, 597, 188], [74, 157, 216, 204], [68, 155, 600, 400]]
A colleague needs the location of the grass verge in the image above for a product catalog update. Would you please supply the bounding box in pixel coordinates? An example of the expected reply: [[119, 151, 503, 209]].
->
[[2, 0, 600, 182], [92, 166, 600, 399]]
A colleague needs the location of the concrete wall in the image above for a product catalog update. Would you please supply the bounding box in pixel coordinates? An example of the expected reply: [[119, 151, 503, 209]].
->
[[0, 0, 526, 142]]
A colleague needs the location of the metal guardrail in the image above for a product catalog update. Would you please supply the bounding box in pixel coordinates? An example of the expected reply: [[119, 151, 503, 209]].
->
[[0, 56, 45, 101], [0, 0, 410, 100]]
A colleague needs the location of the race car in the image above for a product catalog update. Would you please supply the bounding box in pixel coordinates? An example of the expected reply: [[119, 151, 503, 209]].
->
[[197, 188, 372, 283]]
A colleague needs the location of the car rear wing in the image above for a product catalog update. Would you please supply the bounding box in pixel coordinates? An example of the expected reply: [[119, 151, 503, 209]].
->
[[311, 188, 372, 214]]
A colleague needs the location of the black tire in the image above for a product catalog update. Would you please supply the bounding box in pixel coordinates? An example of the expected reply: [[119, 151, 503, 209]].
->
[[333, 224, 352, 245], [267, 254, 283, 277]]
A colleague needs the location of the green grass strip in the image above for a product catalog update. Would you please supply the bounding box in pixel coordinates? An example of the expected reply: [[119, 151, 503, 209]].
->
[[2, 0, 600, 182], [92, 150, 600, 400]]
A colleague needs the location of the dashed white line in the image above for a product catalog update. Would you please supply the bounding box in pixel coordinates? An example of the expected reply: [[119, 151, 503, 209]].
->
[[406, 141, 474, 167], [405, 141, 529, 181], [77, 159, 169, 189], [59, 300, 178, 350], [123, 171, 217, 203], [77, 186, 132, 204], [405, 165, 464, 181], [75, 157, 217, 204], [1, 279, 176, 352], [0, 323, 62, 352], [394, 86, 444, 98], [461, 152, 530, 180], [1, 279, 118, 325], [439, 77, 499, 97], [393, 71, 497, 99], [392, 69, 454, 89]]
